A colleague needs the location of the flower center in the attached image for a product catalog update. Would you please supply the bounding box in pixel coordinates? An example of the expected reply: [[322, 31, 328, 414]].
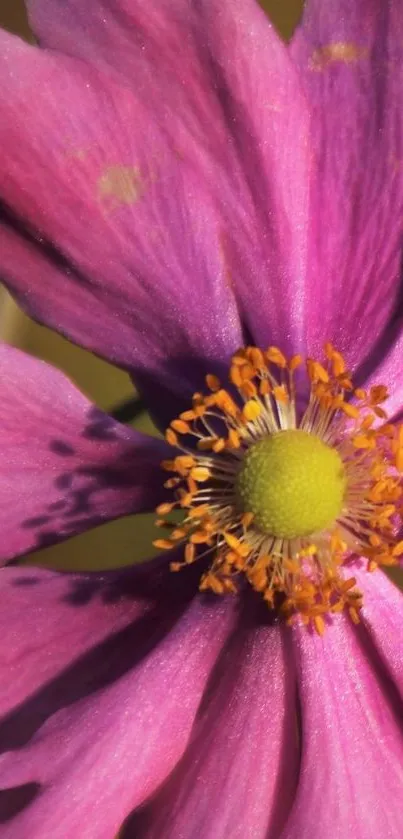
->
[[236, 430, 346, 538], [154, 344, 402, 633]]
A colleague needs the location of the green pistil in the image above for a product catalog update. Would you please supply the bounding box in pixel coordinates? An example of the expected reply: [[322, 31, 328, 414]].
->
[[236, 430, 346, 539]]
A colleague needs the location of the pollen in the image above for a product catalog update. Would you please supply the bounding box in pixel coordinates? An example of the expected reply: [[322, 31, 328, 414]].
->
[[154, 344, 402, 632]]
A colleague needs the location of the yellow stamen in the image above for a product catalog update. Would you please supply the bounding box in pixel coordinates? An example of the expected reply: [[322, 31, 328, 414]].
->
[[289, 354, 302, 372], [242, 400, 262, 421], [272, 385, 289, 403], [206, 373, 221, 392], [153, 538, 176, 550], [230, 366, 243, 387], [190, 466, 211, 482], [156, 502, 175, 515], [266, 346, 287, 367], [154, 344, 401, 632], [171, 419, 191, 434], [307, 359, 329, 383], [227, 429, 241, 449], [180, 409, 197, 422], [339, 402, 360, 419], [165, 429, 178, 446]]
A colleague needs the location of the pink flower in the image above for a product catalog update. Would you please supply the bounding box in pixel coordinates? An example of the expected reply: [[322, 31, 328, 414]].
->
[[0, 1, 402, 837]]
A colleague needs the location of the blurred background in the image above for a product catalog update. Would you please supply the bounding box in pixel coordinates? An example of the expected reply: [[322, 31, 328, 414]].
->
[[1, 0, 401, 587]]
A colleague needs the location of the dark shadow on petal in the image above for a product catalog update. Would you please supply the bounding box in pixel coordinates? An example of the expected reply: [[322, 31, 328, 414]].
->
[[11, 575, 42, 587], [49, 441, 76, 457], [354, 252, 403, 389], [134, 346, 310, 440], [110, 396, 146, 424], [0, 198, 94, 290], [133, 353, 237, 434], [47, 500, 68, 512], [122, 592, 298, 839], [194, 590, 279, 720], [0, 558, 200, 752], [352, 618, 403, 728], [0, 784, 41, 823], [121, 608, 247, 838], [21, 516, 51, 529], [0, 608, 174, 751], [265, 627, 300, 839], [54, 473, 73, 491], [82, 406, 126, 442], [14, 404, 167, 557]]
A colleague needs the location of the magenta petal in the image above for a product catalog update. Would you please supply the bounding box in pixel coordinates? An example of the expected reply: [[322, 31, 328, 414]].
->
[[0, 344, 168, 563], [0, 31, 243, 423], [182, 1, 311, 355], [125, 615, 298, 839], [356, 566, 403, 698], [290, 0, 403, 369], [0, 563, 237, 838], [282, 612, 403, 838], [358, 318, 403, 423], [27, 0, 312, 356]]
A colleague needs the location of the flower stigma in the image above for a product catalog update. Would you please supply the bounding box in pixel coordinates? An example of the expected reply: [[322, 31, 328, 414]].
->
[[236, 430, 346, 539], [154, 344, 403, 634]]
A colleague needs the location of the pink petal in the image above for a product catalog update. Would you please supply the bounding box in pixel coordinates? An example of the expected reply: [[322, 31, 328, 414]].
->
[[290, 0, 403, 370], [0, 344, 168, 563], [186, 1, 311, 356], [0, 562, 237, 838], [282, 609, 403, 838], [26, 0, 312, 357], [124, 614, 298, 839], [356, 565, 403, 699], [0, 30, 243, 426], [357, 317, 403, 423]]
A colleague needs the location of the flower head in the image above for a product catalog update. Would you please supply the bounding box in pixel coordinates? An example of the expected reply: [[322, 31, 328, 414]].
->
[[155, 344, 402, 631], [0, 0, 402, 837]]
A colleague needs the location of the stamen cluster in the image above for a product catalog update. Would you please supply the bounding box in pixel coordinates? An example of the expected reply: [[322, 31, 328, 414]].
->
[[154, 344, 402, 633]]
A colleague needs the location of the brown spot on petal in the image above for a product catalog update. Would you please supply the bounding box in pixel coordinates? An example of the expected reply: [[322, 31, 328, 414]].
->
[[218, 231, 236, 294], [98, 165, 143, 209], [69, 148, 89, 161], [390, 155, 403, 173], [310, 43, 369, 71]]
